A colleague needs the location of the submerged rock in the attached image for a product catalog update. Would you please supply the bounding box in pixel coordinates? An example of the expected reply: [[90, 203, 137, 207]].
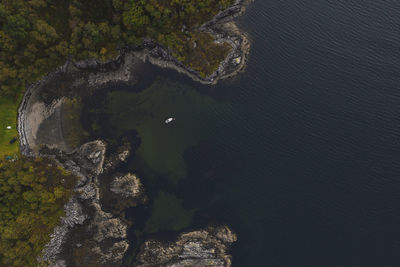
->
[[103, 140, 131, 172], [135, 225, 237, 267]]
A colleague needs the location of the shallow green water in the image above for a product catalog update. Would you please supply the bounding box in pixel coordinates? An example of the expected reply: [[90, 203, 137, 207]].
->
[[143, 191, 195, 234], [106, 77, 233, 183]]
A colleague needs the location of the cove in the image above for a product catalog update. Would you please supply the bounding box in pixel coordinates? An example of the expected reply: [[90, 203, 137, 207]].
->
[[83, 67, 237, 243], [83, 0, 400, 266]]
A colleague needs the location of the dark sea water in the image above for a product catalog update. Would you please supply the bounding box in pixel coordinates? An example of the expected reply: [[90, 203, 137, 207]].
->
[[84, 1, 400, 266]]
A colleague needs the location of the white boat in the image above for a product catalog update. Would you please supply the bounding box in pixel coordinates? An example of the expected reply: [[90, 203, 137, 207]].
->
[[165, 117, 175, 124]]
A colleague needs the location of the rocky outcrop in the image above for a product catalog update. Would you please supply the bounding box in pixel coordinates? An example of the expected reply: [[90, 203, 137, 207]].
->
[[135, 226, 237, 267], [38, 196, 87, 266], [16, 51, 146, 265], [110, 173, 143, 199], [132, 0, 251, 85], [78, 141, 106, 175], [103, 140, 131, 172], [37, 139, 144, 267]]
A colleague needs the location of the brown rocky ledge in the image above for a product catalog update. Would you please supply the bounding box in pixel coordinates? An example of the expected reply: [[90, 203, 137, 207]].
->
[[135, 225, 237, 267]]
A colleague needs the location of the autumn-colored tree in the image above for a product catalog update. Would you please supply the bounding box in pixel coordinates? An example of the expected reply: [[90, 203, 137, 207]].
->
[[0, 0, 234, 97], [0, 157, 76, 266]]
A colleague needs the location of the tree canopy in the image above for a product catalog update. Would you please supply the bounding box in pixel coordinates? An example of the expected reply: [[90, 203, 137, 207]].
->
[[0, 0, 234, 97], [0, 157, 76, 266]]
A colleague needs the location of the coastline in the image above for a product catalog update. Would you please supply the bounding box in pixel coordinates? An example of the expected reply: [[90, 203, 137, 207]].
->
[[18, 0, 252, 155], [133, 0, 251, 85], [16, 1, 251, 265]]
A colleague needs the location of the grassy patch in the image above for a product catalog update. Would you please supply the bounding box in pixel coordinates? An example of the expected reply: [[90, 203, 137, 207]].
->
[[0, 96, 20, 158]]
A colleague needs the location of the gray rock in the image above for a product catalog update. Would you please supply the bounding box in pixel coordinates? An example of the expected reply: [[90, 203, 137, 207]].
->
[[78, 141, 106, 175], [110, 173, 143, 199], [135, 226, 237, 267], [103, 141, 131, 172], [38, 196, 87, 264], [76, 182, 96, 200], [33, 140, 134, 267]]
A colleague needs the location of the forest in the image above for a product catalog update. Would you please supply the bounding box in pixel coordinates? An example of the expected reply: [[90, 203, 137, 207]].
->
[[0, 0, 234, 98], [0, 157, 76, 266]]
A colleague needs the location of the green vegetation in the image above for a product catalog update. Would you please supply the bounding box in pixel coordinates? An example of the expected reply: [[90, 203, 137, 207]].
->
[[0, 0, 234, 99], [121, 0, 234, 76], [0, 97, 19, 158], [0, 157, 76, 266]]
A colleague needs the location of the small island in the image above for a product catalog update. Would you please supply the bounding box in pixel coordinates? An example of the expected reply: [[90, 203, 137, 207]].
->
[[0, 0, 251, 265]]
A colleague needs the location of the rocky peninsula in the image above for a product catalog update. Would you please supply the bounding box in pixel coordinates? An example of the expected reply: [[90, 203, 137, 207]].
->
[[134, 0, 251, 85], [17, 1, 251, 266], [135, 226, 237, 267]]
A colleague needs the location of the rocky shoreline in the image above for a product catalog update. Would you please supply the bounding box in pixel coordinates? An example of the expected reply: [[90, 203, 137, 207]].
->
[[18, 53, 147, 266], [134, 0, 251, 85], [17, 1, 251, 266], [135, 226, 237, 267], [37, 140, 139, 266], [18, 0, 251, 154]]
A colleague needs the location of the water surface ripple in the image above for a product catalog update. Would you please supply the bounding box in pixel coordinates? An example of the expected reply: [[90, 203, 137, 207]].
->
[[87, 1, 400, 266]]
